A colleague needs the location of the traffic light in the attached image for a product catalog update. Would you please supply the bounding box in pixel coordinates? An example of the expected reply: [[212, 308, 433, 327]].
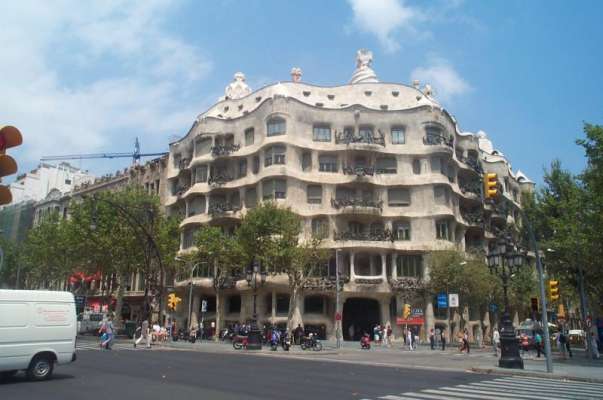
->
[[0, 125, 23, 205], [167, 293, 182, 310], [548, 280, 560, 302], [483, 173, 498, 199], [403, 304, 411, 319]]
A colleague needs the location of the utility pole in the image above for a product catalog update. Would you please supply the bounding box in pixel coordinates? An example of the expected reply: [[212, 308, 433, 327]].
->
[[577, 263, 593, 359], [335, 249, 341, 349]]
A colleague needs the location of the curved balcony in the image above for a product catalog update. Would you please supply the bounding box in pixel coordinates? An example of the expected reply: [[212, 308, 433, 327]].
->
[[388, 277, 424, 291], [208, 173, 234, 187], [342, 165, 375, 177], [461, 209, 484, 227], [459, 180, 481, 199], [331, 198, 383, 213], [333, 229, 394, 242], [211, 144, 241, 157], [423, 134, 454, 149], [208, 202, 240, 216], [335, 131, 385, 146], [458, 155, 483, 174]]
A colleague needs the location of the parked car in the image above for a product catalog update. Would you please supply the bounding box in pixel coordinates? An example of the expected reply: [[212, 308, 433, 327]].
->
[[0, 290, 77, 381]]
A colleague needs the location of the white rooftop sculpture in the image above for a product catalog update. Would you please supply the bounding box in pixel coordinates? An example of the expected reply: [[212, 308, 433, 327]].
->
[[224, 72, 252, 100], [350, 49, 379, 84]]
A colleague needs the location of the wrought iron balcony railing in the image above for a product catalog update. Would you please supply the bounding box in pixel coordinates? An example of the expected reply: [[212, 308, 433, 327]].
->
[[342, 165, 375, 176], [211, 144, 241, 157], [208, 202, 240, 215], [333, 229, 394, 242], [423, 134, 454, 148], [335, 131, 385, 146], [458, 155, 483, 174], [460, 180, 481, 197], [208, 173, 234, 186], [331, 198, 383, 210], [461, 209, 484, 225]]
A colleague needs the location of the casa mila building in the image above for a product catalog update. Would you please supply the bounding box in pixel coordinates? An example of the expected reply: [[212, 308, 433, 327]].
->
[[167, 50, 534, 341]]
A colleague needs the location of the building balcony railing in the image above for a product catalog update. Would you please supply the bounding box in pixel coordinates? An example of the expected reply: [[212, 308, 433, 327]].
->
[[333, 229, 394, 242], [331, 198, 383, 210], [208, 173, 234, 186], [388, 277, 424, 291], [458, 155, 483, 174], [461, 210, 484, 226], [423, 134, 454, 148], [172, 184, 190, 197], [459, 180, 481, 197], [178, 158, 191, 170], [342, 165, 375, 176], [208, 202, 240, 215], [211, 144, 240, 157], [335, 131, 385, 146], [354, 277, 384, 284]]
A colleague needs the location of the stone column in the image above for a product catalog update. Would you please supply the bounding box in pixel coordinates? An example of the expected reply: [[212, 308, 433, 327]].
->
[[380, 253, 387, 280], [425, 299, 435, 336], [350, 252, 356, 280], [190, 294, 200, 329], [391, 254, 398, 280], [380, 297, 391, 328]]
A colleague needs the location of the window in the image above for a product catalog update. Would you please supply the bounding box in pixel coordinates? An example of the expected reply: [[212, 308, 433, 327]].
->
[[311, 217, 329, 239], [182, 227, 197, 249], [301, 152, 312, 172], [265, 145, 286, 167], [194, 165, 208, 183], [65, 179, 72, 185], [335, 186, 354, 200], [245, 128, 255, 146], [267, 117, 286, 136], [370, 222, 385, 235], [307, 185, 322, 204], [195, 137, 212, 156], [393, 221, 411, 240], [227, 295, 241, 313], [173, 153, 181, 169], [376, 156, 397, 174], [304, 296, 325, 314], [238, 159, 247, 178], [425, 125, 444, 143], [434, 186, 450, 205], [349, 221, 364, 234], [359, 126, 373, 141], [396, 255, 423, 278], [391, 127, 406, 144], [245, 187, 257, 208], [319, 154, 338, 172], [388, 188, 411, 206], [276, 294, 289, 315], [263, 179, 287, 200], [412, 159, 421, 175], [252, 156, 260, 174], [436, 220, 451, 240], [313, 125, 331, 142], [188, 196, 206, 216], [230, 191, 241, 208]]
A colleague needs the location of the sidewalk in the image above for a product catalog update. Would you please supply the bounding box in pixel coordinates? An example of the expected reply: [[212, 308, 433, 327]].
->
[[125, 336, 603, 383]]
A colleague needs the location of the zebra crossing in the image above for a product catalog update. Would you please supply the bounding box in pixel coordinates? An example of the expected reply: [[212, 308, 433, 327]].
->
[[366, 376, 603, 400], [76, 339, 142, 352]]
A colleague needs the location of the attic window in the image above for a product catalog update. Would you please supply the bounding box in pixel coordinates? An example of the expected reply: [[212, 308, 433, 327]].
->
[[392, 91, 399, 97], [224, 106, 229, 112], [364, 91, 372, 96], [327, 94, 335, 100], [238, 104, 244, 110], [340, 103, 348, 107], [315, 102, 324, 107], [380, 105, 388, 110], [255, 96, 262, 102], [303, 91, 311, 97], [217, 114, 223, 118]]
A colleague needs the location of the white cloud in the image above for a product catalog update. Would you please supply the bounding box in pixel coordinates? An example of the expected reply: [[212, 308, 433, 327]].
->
[[410, 57, 471, 103], [348, 0, 419, 53], [0, 1, 211, 172]]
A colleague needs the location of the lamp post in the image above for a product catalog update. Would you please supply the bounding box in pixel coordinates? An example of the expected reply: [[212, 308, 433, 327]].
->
[[486, 233, 526, 369], [245, 260, 267, 328]]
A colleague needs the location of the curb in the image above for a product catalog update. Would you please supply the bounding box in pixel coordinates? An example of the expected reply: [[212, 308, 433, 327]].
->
[[469, 367, 603, 384]]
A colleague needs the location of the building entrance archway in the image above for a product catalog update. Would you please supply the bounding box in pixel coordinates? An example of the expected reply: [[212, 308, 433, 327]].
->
[[342, 298, 380, 341]]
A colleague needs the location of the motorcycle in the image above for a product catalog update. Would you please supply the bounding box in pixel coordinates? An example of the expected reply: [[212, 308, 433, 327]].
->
[[281, 332, 291, 351], [232, 335, 248, 350], [300, 333, 322, 351], [270, 330, 281, 351], [221, 329, 235, 342], [360, 333, 371, 350]]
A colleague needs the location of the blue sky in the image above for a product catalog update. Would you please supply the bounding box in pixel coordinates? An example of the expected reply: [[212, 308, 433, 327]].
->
[[1, 0, 602, 185]]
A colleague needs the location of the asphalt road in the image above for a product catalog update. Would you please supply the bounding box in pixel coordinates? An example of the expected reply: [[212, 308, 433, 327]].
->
[[1, 348, 485, 400]]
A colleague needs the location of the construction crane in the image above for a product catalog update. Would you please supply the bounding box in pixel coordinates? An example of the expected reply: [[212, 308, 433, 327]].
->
[[41, 138, 168, 165]]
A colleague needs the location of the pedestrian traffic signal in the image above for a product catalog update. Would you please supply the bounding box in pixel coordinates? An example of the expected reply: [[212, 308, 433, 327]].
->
[[403, 304, 411, 319], [548, 280, 560, 302], [0, 125, 23, 205], [167, 293, 182, 310], [483, 173, 498, 199]]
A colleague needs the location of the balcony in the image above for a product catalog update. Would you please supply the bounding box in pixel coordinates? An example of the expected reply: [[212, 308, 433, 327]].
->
[[342, 165, 375, 176], [208, 172, 234, 187], [461, 209, 484, 226], [178, 158, 191, 170], [172, 184, 190, 197], [333, 229, 394, 242], [388, 277, 424, 291], [211, 144, 240, 157], [208, 202, 240, 215], [460, 180, 481, 198], [331, 198, 383, 210], [458, 155, 483, 174], [335, 131, 385, 146], [423, 134, 454, 148]]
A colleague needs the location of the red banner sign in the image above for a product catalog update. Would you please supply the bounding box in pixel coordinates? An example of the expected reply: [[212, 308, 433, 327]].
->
[[396, 316, 425, 326]]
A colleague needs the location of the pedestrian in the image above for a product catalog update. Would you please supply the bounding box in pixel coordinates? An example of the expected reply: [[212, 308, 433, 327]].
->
[[134, 319, 151, 349], [386, 324, 392, 347], [492, 329, 500, 355], [407, 328, 413, 351], [294, 324, 304, 345], [373, 324, 381, 345], [441, 330, 446, 351], [559, 331, 568, 359], [429, 328, 435, 350], [591, 332, 600, 360], [99, 315, 114, 350], [463, 329, 470, 354], [565, 332, 573, 358], [534, 331, 543, 358]]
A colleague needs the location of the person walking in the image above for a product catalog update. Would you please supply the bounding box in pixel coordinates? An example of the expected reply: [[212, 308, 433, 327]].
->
[[441, 330, 447, 351], [463, 329, 470, 354], [99, 315, 114, 350], [406, 328, 413, 351], [134, 319, 151, 349], [559, 331, 568, 359], [373, 324, 381, 345], [591, 332, 600, 360], [534, 331, 543, 358], [386, 324, 392, 348], [492, 329, 500, 355], [429, 328, 435, 350]]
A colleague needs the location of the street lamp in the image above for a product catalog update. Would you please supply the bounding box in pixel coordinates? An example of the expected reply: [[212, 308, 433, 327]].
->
[[245, 260, 267, 326], [486, 233, 526, 369]]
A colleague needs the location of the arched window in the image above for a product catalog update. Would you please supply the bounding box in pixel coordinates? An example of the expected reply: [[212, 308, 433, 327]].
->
[[264, 145, 286, 166], [267, 117, 286, 136], [311, 217, 329, 239], [393, 220, 411, 241]]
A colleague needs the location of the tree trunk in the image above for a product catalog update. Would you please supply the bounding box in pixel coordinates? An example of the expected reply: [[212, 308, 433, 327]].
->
[[215, 289, 221, 342], [287, 284, 303, 333], [114, 273, 127, 330]]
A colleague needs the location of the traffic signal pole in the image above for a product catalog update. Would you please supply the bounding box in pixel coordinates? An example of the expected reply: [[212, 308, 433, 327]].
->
[[577, 263, 593, 359]]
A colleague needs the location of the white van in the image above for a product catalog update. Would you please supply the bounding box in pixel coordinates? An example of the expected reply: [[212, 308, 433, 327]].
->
[[0, 290, 77, 380]]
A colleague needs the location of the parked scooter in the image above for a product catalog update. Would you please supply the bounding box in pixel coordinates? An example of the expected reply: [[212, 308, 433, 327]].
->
[[281, 332, 291, 351], [232, 335, 248, 350], [360, 333, 371, 350], [300, 333, 323, 351], [270, 330, 281, 351]]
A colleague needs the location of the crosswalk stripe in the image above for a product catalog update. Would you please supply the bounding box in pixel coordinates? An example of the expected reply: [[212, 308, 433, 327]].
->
[[390, 392, 467, 400], [447, 385, 566, 400], [466, 382, 584, 399], [379, 396, 436, 400], [498, 376, 603, 389], [493, 378, 603, 395], [423, 388, 559, 400]]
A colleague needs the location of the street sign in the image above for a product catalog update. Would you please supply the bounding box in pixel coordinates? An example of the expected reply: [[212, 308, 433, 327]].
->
[[335, 312, 342, 321], [396, 316, 425, 326], [201, 299, 207, 313], [489, 303, 498, 313], [437, 293, 448, 308], [411, 307, 424, 316], [449, 293, 459, 308]]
